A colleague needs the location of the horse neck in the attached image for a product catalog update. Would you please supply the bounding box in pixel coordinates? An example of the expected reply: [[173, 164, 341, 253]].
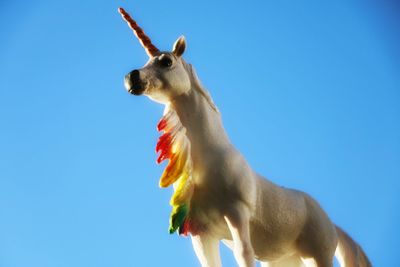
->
[[170, 86, 231, 164]]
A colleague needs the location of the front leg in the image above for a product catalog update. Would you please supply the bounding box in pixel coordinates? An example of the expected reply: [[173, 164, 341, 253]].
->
[[191, 234, 222, 267], [224, 204, 255, 267]]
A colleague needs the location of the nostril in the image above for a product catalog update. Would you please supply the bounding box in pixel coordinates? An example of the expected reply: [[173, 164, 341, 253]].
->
[[124, 69, 144, 94], [131, 69, 140, 80]]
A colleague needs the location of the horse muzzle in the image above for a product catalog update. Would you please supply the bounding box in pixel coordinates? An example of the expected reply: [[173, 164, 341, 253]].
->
[[124, 69, 145, 95]]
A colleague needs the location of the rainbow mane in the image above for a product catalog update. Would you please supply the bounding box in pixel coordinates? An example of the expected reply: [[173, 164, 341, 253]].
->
[[156, 105, 194, 235]]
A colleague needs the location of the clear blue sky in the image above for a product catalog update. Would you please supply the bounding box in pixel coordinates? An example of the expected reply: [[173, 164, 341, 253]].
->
[[0, 0, 399, 266]]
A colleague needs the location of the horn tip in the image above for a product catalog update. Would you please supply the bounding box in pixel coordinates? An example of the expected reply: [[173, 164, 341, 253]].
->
[[118, 7, 125, 14]]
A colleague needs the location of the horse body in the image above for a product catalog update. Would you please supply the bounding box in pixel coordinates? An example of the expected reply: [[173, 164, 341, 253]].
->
[[171, 77, 338, 266], [118, 7, 371, 266]]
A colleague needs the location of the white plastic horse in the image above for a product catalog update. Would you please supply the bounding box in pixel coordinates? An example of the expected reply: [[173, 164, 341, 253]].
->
[[119, 8, 371, 267]]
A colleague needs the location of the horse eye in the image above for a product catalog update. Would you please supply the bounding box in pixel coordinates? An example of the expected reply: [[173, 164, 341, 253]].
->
[[159, 56, 172, 68]]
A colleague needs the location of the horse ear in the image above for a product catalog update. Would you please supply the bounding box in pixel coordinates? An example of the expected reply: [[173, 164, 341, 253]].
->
[[172, 36, 186, 57]]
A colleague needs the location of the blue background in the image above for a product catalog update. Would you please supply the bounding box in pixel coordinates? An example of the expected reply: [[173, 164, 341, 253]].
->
[[1, 0, 399, 266]]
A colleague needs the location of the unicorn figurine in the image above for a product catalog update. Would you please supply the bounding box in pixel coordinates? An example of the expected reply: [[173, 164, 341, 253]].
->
[[118, 7, 371, 267]]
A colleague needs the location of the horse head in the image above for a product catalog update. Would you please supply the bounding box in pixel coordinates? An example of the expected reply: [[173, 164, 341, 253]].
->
[[119, 8, 192, 104]]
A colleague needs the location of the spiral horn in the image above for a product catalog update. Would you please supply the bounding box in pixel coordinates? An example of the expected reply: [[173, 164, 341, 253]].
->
[[118, 7, 160, 57]]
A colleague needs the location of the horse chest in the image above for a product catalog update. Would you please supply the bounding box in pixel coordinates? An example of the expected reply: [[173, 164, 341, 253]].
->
[[186, 182, 233, 238]]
